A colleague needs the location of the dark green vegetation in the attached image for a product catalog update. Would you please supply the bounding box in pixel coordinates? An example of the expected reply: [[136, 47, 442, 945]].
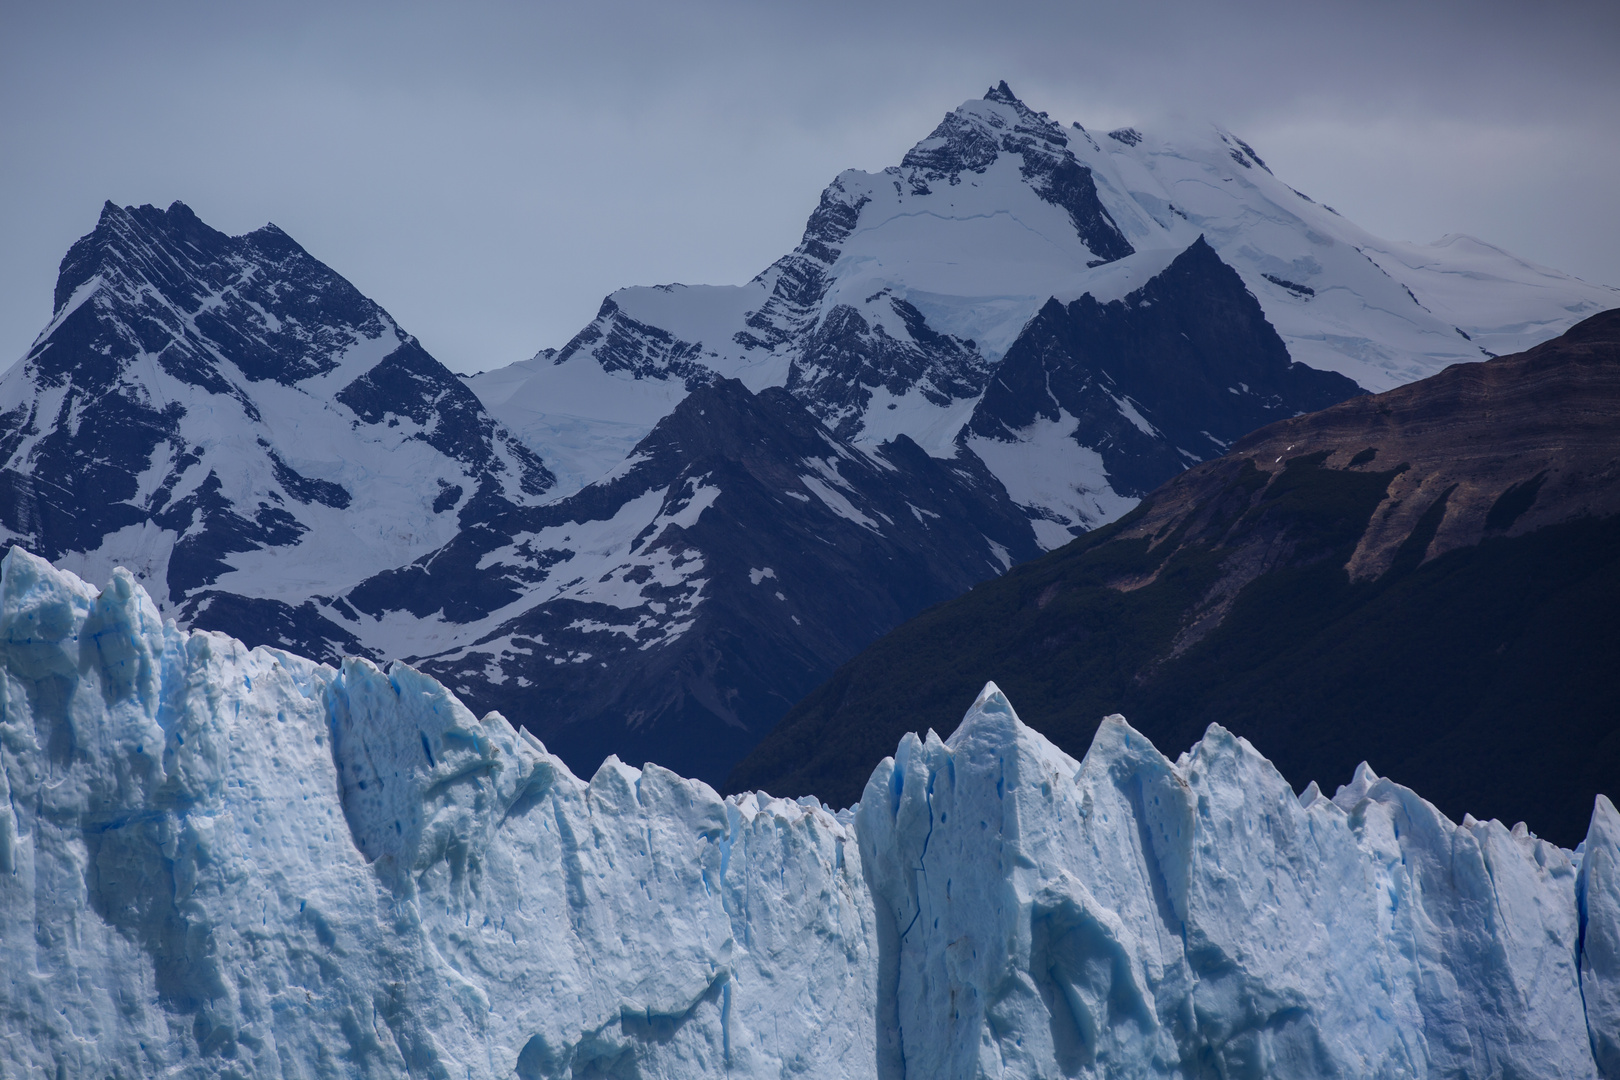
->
[[730, 312, 1620, 848]]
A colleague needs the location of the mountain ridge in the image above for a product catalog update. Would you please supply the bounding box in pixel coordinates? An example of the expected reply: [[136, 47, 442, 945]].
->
[[0, 200, 552, 656], [471, 81, 1616, 538], [320, 228, 1360, 781], [9, 191, 1365, 786]]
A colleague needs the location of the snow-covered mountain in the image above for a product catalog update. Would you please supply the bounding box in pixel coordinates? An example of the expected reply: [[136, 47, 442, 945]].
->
[[2, 548, 1615, 1077], [471, 81, 1617, 537], [308, 229, 1358, 784], [0, 201, 553, 660], [5, 82, 1614, 791], [333, 376, 1038, 781]]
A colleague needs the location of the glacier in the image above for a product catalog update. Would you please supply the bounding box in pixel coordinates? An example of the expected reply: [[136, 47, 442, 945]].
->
[[0, 548, 1614, 1078]]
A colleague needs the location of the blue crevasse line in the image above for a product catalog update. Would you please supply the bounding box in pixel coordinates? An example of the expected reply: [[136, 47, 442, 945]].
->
[[1576, 837, 1595, 1054], [716, 802, 745, 946], [721, 980, 733, 1066], [899, 768, 938, 943]]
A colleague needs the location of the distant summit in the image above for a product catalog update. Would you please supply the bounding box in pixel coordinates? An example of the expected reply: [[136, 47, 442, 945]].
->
[[983, 78, 1022, 105], [472, 81, 1618, 531], [0, 199, 551, 659]]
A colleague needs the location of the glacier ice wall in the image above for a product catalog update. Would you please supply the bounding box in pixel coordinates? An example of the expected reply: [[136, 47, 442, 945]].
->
[[861, 687, 1609, 1078], [0, 549, 875, 1079], [0, 547, 1613, 1078]]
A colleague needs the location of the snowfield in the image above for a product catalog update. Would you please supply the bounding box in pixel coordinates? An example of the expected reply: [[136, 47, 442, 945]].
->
[[2, 549, 1615, 1078]]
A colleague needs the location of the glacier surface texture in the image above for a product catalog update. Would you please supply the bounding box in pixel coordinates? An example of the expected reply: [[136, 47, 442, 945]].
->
[[0, 549, 1614, 1078]]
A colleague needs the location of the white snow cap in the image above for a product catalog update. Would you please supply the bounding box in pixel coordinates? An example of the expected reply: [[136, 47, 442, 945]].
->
[[469, 85, 1618, 548]]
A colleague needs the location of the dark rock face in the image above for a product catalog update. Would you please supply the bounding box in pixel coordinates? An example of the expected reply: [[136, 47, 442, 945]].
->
[[267, 447, 351, 509], [729, 310, 1620, 847], [50, 202, 386, 388], [184, 589, 370, 664], [965, 237, 1364, 500], [157, 471, 306, 596], [901, 105, 1003, 180], [1226, 133, 1272, 174], [334, 338, 550, 494], [0, 200, 551, 649], [734, 179, 873, 355], [348, 378, 1041, 785], [786, 294, 990, 441], [555, 297, 718, 390]]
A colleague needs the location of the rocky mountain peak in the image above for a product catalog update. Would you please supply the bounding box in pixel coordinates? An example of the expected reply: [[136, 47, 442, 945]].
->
[[55, 199, 226, 312], [982, 79, 1023, 107], [1, 202, 554, 643], [898, 83, 1133, 264], [961, 234, 1362, 541], [44, 198, 394, 388]]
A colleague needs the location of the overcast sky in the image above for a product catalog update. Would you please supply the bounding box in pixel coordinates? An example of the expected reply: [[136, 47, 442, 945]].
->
[[3, 0, 1617, 374]]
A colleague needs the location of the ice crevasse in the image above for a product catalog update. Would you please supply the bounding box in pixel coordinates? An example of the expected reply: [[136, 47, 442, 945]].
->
[[0, 547, 1614, 1078]]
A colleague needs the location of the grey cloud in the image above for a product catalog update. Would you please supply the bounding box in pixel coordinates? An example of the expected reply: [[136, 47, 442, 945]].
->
[[1, 0, 1615, 372]]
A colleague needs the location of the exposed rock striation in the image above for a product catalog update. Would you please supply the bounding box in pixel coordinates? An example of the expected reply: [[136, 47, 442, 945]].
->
[[0, 200, 551, 661]]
